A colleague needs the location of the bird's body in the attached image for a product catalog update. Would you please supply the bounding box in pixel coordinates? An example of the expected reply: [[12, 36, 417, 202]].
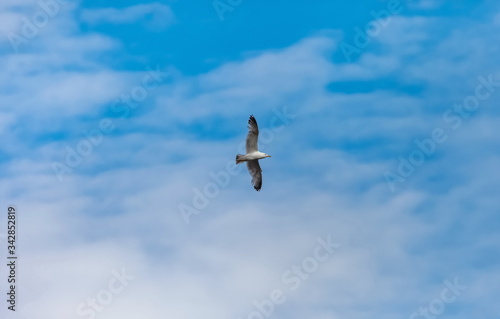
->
[[236, 151, 269, 163], [235, 115, 271, 191]]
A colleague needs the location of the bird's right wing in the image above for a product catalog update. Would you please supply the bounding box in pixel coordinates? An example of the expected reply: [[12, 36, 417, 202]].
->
[[246, 160, 262, 191], [246, 115, 259, 153]]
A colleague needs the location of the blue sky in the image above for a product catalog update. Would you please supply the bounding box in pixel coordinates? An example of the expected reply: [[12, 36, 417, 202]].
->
[[1, 0, 500, 318]]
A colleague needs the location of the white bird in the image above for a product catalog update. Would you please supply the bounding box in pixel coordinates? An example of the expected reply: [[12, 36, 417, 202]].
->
[[236, 115, 271, 191]]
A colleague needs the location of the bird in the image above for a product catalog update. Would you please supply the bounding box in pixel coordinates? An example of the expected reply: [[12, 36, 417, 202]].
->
[[235, 115, 271, 191]]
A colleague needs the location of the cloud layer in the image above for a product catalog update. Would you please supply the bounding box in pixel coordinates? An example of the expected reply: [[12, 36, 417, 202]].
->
[[0, 1, 499, 319]]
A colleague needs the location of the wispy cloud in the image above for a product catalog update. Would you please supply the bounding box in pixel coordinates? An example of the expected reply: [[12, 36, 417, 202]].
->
[[81, 3, 175, 30], [1, 0, 499, 318]]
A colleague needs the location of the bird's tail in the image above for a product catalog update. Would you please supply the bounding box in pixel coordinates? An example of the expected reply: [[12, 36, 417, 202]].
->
[[236, 154, 246, 164]]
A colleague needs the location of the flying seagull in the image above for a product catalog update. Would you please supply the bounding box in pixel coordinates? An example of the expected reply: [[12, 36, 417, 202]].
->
[[236, 115, 271, 191]]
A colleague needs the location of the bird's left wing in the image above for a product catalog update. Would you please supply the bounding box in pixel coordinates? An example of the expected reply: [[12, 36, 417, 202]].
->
[[246, 115, 259, 153], [246, 160, 262, 191]]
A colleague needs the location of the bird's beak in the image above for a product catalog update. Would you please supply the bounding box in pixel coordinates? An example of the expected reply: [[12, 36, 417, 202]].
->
[[267, 155, 272, 157]]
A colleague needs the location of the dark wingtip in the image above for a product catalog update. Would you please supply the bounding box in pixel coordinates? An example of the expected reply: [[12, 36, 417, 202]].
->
[[248, 115, 257, 128]]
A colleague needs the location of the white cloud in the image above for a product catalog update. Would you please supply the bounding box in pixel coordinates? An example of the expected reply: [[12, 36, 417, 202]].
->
[[409, 0, 443, 10], [81, 3, 175, 30], [1, 1, 500, 319], [0, 11, 23, 31]]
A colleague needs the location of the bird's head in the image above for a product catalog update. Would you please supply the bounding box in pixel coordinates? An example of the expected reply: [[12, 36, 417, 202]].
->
[[264, 153, 271, 158]]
